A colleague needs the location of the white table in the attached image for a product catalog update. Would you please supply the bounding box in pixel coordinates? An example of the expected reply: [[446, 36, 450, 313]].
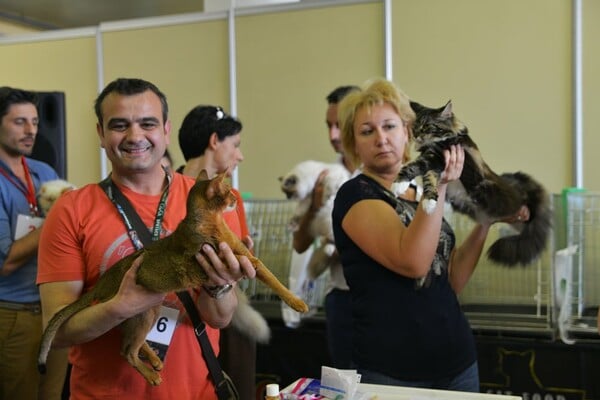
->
[[356, 383, 521, 400], [283, 379, 521, 400]]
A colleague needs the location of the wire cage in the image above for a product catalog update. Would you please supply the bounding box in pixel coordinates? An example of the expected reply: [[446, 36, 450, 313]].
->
[[243, 199, 329, 311], [553, 191, 600, 341], [243, 197, 557, 337], [446, 204, 555, 336]]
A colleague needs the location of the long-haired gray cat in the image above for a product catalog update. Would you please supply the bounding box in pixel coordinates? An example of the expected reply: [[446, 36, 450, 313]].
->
[[396, 100, 551, 267]]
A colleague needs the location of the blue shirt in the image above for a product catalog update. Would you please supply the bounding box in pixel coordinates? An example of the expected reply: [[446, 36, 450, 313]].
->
[[0, 157, 59, 302]]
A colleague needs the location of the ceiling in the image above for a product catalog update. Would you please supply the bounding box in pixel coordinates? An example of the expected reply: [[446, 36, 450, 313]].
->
[[0, 0, 206, 30], [0, 0, 310, 31]]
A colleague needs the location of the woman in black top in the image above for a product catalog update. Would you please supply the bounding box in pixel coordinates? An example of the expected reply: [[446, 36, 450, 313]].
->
[[332, 78, 528, 392]]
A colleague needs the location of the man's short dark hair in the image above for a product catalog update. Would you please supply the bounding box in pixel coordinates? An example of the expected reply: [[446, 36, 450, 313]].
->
[[0, 87, 38, 120], [94, 78, 168, 125], [326, 85, 360, 105], [178, 105, 242, 161]]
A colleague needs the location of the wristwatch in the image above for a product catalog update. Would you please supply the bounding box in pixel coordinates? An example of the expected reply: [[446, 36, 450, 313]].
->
[[202, 283, 233, 299]]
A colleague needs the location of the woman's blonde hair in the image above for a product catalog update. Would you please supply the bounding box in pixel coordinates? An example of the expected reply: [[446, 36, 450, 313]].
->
[[338, 78, 415, 167]]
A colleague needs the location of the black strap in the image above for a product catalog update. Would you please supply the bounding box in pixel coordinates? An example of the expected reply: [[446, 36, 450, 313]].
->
[[176, 291, 232, 400], [99, 177, 231, 400], [99, 177, 154, 246]]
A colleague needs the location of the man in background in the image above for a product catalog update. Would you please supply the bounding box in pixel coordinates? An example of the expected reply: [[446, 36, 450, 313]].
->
[[292, 85, 358, 369], [0, 86, 68, 400]]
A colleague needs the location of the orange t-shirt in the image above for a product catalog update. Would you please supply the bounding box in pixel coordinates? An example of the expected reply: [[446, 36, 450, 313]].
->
[[37, 173, 247, 400]]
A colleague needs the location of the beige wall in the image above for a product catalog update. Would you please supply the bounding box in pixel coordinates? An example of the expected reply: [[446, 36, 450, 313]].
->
[[235, 2, 383, 197], [0, 0, 597, 198], [0, 36, 100, 185], [394, 0, 572, 195]]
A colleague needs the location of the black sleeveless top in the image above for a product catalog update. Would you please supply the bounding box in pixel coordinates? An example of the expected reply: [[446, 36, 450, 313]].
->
[[332, 174, 476, 380]]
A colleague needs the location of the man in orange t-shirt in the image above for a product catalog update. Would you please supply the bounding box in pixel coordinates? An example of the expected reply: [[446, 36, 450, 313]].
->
[[37, 78, 256, 400]]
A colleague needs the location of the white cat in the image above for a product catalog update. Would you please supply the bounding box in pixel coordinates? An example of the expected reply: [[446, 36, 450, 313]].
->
[[280, 160, 350, 245], [279, 160, 350, 278], [37, 179, 77, 215]]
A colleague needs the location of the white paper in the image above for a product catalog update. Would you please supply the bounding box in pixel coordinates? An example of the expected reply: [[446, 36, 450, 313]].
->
[[320, 366, 361, 400], [15, 214, 43, 240], [554, 245, 578, 344]]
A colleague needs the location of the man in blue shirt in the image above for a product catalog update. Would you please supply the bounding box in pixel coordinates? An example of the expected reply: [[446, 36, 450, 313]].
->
[[0, 87, 67, 400]]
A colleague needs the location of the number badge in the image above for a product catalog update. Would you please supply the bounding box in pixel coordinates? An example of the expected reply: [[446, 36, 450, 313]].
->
[[146, 306, 180, 361]]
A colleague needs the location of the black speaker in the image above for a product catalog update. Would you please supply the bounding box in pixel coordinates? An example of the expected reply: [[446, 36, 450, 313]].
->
[[31, 91, 67, 179]]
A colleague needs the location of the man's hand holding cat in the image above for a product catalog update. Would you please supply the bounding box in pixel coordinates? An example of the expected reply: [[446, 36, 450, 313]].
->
[[198, 242, 256, 287], [242, 235, 254, 252], [113, 255, 166, 319], [195, 243, 256, 327]]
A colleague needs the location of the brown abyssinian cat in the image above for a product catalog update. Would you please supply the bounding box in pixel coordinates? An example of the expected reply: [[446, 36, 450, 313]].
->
[[396, 100, 551, 266], [38, 170, 308, 386]]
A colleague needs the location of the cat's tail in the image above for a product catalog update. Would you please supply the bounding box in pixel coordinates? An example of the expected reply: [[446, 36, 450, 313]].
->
[[38, 291, 95, 374], [230, 287, 271, 343], [486, 172, 552, 267]]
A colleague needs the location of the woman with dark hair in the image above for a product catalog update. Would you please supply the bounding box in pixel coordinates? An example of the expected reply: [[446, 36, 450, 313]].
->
[[177, 105, 269, 400], [177, 105, 243, 177]]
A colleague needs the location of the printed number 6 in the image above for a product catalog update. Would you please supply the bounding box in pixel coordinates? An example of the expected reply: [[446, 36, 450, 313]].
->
[[156, 316, 168, 333]]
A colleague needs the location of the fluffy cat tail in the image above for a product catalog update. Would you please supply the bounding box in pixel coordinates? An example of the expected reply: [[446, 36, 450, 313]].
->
[[230, 287, 271, 344], [486, 172, 553, 267]]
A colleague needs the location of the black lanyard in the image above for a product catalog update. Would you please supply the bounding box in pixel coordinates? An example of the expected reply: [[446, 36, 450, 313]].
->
[[99, 169, 171, 250]]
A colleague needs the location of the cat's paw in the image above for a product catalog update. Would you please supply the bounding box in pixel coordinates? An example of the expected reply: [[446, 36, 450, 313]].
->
[[288, 217, 300, 232], [393, 181, 411, 195], [323, 243, 336, 257], [422, 199, 437, 214]]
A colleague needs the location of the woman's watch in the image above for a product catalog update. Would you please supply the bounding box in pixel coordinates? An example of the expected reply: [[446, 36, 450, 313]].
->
[[202, 283, 233, 299]]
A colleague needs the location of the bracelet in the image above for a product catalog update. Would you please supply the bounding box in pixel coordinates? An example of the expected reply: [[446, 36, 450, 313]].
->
[[202, 283, 233, 299]]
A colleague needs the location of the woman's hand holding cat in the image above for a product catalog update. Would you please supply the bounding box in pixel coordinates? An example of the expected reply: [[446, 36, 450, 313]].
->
[[439, 145, 465, 186]]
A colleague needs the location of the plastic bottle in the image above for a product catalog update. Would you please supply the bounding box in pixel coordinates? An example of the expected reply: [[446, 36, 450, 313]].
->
[[265, 383, 280, 400]]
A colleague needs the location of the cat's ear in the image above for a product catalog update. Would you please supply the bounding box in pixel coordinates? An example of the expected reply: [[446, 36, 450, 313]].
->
[[211, 172, 229, 198], [214, 172, 226, 185], [205, 172, 223, 200], [409, 100, 422, 112], [197, 169, 209, 182], [441, 100, 453, 118]]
